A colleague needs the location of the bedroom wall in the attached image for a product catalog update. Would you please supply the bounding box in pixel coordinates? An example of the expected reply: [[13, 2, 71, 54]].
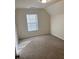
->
[[15, 8, 50, 39], [46, 0, 64, 40]]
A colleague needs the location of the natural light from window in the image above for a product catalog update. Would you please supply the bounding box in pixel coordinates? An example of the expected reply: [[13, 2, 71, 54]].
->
[[26, 14, 38, 32]]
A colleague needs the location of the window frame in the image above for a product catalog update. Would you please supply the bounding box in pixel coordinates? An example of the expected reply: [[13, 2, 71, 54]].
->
[[26, 14, 38, 32]]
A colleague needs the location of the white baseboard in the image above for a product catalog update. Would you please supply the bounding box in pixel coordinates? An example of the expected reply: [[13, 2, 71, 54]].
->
[[51, 33, 64, 40]]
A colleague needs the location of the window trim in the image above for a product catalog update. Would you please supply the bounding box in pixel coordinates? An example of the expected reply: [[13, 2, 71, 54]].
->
[[26, 14, 38, 32]]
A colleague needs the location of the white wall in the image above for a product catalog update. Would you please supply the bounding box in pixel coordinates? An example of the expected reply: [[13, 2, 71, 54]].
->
[[46, 0, 64, 40], [15, 8, 50, 39]]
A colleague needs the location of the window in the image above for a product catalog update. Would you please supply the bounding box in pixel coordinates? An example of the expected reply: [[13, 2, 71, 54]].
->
[[26, 14, 38, 32]]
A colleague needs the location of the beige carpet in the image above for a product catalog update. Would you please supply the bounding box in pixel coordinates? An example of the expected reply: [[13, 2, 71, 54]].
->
[[18, 34, 64, 59]]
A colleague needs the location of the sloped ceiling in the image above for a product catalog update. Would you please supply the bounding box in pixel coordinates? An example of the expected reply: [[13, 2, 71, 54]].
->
[[15, 0, 64, 16], [15, 0, 63, 8], [46, 0, 64, 15]]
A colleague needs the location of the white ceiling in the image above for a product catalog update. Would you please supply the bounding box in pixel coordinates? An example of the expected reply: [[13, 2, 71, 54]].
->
[[15, 0, 63, 8]]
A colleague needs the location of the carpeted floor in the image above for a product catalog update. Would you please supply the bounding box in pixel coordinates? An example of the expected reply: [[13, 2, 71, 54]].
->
[[17, 34, 64, 59]]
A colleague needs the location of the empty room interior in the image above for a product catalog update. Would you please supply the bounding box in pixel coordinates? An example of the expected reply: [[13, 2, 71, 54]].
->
[[15, 0, 64, 59]]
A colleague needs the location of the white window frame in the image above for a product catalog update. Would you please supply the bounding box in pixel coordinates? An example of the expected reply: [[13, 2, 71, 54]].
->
[[26, 14, 38, 32]]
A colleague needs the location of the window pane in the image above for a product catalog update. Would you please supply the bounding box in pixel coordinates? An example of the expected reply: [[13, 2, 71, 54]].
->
[[27, 14, 38, 23], [26, 14, 38, 32]]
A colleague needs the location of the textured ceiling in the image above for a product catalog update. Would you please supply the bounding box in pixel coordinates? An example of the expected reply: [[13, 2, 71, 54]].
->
[[15, 0, 62, 8]]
